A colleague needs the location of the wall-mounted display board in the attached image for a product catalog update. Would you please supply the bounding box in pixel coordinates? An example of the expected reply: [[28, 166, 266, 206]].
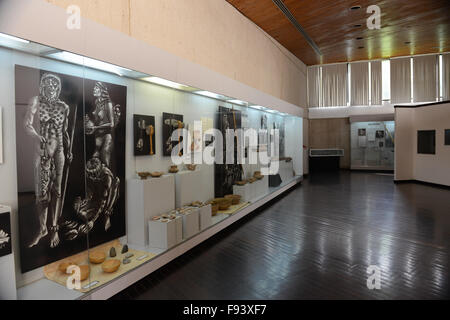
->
[[445, 129, 450, 146], [215, 106, 242, 197], [0, 107, 3, 164], [15, 65, 127, 272], [133, 114, 156, 156], [0, 211, 12, 257], [162, 113, 184, 157], [417, 130, 436, 155]]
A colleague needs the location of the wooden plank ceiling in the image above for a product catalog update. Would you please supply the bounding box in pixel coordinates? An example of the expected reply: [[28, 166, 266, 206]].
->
[[226, 0, 450, 65]]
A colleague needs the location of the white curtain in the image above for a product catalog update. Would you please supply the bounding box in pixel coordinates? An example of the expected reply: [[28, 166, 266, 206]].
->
[[413, 55, 437, 102], [371, 60, 382, 105], [350, 62, 369, 106], [322, 64, 348, 107], [443, 53, 450, 100], [391, 57, 411, 104], [307, 66, 321, 107]]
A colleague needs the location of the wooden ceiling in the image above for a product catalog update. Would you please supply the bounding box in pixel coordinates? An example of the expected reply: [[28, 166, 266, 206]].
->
[[226, 0, 450, 65]]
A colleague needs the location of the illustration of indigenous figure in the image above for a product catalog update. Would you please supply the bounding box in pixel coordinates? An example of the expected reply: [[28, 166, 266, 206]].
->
[[62, 157, 120, 239], [84, 82, 121, 167], [24, 73, 73, 248]]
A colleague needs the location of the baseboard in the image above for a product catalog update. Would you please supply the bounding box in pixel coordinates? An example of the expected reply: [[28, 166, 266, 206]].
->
[[352, 169, 394, 174], [394, 179, 450, 190]]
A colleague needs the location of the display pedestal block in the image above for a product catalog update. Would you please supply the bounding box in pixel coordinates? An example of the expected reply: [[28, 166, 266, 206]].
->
[[177, 208, 200, 240], [175, 170, 203, 208], [198, 204, 212, 231], [0, 205, 16, 300], [279, 161, 294, 185], [233, 184, 251, 202], [253, 176, 269, 200], [148, 218, 179, 250], [127, 176, 175, 247]]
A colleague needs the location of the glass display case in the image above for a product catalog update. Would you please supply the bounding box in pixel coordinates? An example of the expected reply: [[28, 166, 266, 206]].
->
[[0, 35, 303, 299], [350, 121, 395, 170]]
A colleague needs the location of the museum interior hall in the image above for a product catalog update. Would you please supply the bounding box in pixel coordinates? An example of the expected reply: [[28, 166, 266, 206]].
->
[[0, 0, 449, 301]]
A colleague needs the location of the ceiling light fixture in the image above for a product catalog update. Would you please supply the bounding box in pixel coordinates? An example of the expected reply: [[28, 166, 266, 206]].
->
[[350, 5, 361, 10], [142, 77, 195, 91], [353, 24, 362, 28], [0, 33, 30, 44], [195, 90, 231, 101], [356, 37, 364, 40]]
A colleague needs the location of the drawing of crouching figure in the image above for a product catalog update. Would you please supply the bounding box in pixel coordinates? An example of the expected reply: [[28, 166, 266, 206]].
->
[[62, 157, 120, 241]]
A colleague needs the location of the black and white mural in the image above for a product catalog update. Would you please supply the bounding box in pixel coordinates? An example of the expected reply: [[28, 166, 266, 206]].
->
[[215, 106, 242, 197], [162, 112, 184, 157], [133, 114, 156, 156], [0, 211, 12, 258], [15, 65, 126, 272]]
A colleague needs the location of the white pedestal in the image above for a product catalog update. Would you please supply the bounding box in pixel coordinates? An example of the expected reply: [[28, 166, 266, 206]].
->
[[198, 204, 212, 231], [127, 175, 175, 247], [175, 170, 206, 208], [247, 182, 257, 201], [148, 219, 177, 250], [279, 161, 294, 185], [174, 216, 183, 244], [254, 176, 269, 199], [0, 205, 17, 300], [177, 208, 200, 240], [233, 184, 251, 202]]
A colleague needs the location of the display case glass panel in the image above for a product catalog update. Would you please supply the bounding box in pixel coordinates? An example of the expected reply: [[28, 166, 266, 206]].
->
[[350, 121, 395, 170], [0, 35, 303, 299]]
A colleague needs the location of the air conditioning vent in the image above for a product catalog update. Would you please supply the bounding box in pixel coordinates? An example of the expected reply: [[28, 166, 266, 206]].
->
[[309, 149, 345, 157]]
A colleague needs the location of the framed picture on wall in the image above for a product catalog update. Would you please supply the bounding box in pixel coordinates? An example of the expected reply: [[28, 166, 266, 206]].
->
[[417, 130, 436, 155], [445, 129, 450, 146], [162, 112, 184, 157], [133, 114, 156, 156], [0, 211, 12, 258]]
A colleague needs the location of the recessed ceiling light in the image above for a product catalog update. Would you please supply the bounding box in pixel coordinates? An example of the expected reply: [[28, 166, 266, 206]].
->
[[350, 5, 361, 10], [356, 37, 364, 40], [358, 46, 365, 49], [405, 41, 411, 44], [353, 24, 362, 28]]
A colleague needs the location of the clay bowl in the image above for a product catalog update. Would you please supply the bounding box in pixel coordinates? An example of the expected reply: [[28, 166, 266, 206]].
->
[[253, 171, 261, 177], [58, 261, 77, 273], [248, 177, 257, 184], [89, 251, 106, 264], [169, 165, 179, 173], [102, 259, 121, 273], [138, 172, 151, 180], [186, 164, 197, 171], [235, 180, 247, 186], [225, 194, 241, 205], [150, 171, 164, 178], [190, 201, 203, 207], [211, 204, 219, 216], [254, 174, 264, 180], [213, 198, 232, 210]]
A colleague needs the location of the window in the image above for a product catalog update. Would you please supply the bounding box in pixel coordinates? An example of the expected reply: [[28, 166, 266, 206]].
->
[[382, 60, 390, 101]]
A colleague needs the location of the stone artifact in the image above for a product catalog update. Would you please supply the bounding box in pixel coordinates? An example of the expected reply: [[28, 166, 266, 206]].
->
[[123, 258, 131, 265], [121, 245, 128, 254], [235, 180, 247, 186], [102, 259, 121, 273], [125, 253, 134, 259], [248, 177, 257, 183], [89, 251, 106, 264], [109, 247, 116, 257], [152, 216, 161, 221]]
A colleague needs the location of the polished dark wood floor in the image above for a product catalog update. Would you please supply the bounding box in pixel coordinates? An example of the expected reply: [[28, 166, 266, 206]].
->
[[112, 171, 450, 300]]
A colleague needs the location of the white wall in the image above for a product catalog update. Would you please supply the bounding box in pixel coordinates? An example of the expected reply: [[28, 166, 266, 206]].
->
[[395, 103, 450, 186], [43, 0, 307, 108]]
